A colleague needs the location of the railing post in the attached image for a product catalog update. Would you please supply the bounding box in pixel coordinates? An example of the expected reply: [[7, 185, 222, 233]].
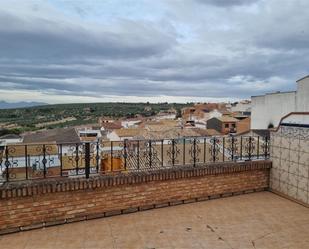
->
[[42, 144, 47, 178], [240, 136, 243, 160], [248, 136, 252, 160], [172, 139, 175, 166], [96, 142, 100, 173], [193, 138, 197, 167], [212, 137, 216, 162], [137, 140, 140, 170], [123, 139, 127, 171], [110, 141, 113, 172], [257, 136, 260, 159], [85, 142, 90, 179], [265, 136, 269, 159], [231, 135, 235, 161], [75, 144, 79, 175], [60, 144, 63, 177], [222, 137, 225, 162], [5, 146, 9, 182], [148, 140, 152, 168], [25, 145, 28, 180], [203, 137, 206, 163], [161, 139, 164, 167], [183, 138, 186, 165]]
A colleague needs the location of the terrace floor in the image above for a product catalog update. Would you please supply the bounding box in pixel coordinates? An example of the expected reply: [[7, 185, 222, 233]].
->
[[1, 192, 308, 249]]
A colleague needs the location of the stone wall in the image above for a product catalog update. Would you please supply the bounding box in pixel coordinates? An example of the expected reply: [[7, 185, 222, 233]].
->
[[0, 161, 271, 235]]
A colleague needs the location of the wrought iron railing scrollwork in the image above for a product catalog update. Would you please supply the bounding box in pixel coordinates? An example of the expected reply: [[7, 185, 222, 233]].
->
[[0, 135, 271, 183], [1, 146, 18, 181], [189, 138, 201, 166], [209, 137, 220, 162], [261, 136, 270, 159], [226, 136, 238, 161], [167, 139, 180, 166], [243, 136, 255, 160], [142, 140, 161, 170], [67, 143, 84, 175]]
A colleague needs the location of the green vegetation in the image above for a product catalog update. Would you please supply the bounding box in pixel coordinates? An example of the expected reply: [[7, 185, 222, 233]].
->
[[0, 128, 22, 136], [0, 102, 193, 133]]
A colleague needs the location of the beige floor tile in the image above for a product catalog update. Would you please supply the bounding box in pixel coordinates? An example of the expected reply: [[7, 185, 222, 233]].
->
[[1, 192, 309, 249]]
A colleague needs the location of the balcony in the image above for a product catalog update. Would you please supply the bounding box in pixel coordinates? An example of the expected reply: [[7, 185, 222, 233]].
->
[[0, 126, 307, 249], [0, 135, 269, 183], [0, 192, 308, 249]]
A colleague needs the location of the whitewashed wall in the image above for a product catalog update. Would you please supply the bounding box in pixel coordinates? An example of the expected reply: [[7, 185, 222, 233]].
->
[[106, 131, 121, 141], [230, 102, 251, 113], [251, 76, 309, 129], [296, 77, 309, 112], [0, 138, 23, 146], [251, 92, 296, 129]]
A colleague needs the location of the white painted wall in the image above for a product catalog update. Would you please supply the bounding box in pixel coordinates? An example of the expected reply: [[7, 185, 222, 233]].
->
[[296, 77, 309, 112], [79, 129, 102, 138], [251, 76, 309, 129], [230, 102, 251, 113], [194, 122, 206, 129], [203, 110, 222, 128], [208, 109, 222, 120], [251, 92, 296, 129], [0, 138, 23, 146], [121, 120, 141, 128], [106, 131, 120, 141], [155, 114, 176, 120]]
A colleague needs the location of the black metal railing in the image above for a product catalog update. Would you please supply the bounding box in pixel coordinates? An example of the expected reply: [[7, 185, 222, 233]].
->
[[0, 135, 270, 183]]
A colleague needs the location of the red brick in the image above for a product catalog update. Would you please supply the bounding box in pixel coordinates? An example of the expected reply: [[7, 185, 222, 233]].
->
[[0, 161, 271, 234]]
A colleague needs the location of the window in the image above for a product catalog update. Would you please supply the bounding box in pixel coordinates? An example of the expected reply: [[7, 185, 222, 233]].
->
[[225, 124, 229, 128], [231, 123, 236, 128]]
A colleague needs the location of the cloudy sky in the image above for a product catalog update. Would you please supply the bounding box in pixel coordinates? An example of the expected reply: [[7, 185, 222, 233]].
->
[[0, 0, 308, 104]]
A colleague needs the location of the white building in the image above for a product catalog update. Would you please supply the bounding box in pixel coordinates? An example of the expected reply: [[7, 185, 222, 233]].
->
[[154, 113, 176, 121], [78, 128, 102, 142], [184, 109, 223, 129], [205, 109, 223, 121], [0, 134, 23, 146], [107, 128, 141, 141], [121, 119, 142, 128], [251, 75, 309, 129], [230, 100, 251, 113]]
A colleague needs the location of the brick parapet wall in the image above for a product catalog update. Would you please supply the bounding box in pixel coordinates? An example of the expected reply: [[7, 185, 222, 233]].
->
[[0, 160, 271, 235]]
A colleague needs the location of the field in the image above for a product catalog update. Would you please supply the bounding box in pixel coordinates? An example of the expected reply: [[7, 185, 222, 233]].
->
[[0, 102, 192, 134]]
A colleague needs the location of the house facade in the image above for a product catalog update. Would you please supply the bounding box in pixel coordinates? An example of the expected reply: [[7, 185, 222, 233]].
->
[[207, 116, 238, 135]]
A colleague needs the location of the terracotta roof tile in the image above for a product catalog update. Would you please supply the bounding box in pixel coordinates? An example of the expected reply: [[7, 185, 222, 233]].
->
[[23, 128, 80, 144], [114, 128, 144, 137]]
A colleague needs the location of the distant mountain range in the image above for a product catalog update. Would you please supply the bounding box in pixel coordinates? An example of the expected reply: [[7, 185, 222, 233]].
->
[[0, 101, 48, 109]]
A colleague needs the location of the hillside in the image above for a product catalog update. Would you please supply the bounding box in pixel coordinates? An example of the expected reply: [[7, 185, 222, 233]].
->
[[0, 102, 192, 133], [0, 101, 47, 109]]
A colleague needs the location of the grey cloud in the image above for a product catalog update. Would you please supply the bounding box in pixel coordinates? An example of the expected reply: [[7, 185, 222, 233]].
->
[[0, 11, 176, 61], [0, 0, 309, 102], [230, 1, 309, 51], [0, 45, 305, 99], [195, 0, 260, 7]]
